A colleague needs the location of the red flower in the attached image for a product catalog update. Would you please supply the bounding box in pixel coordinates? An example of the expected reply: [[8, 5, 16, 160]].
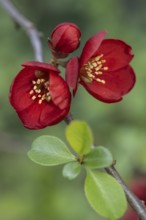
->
[[66, 30, 136, 103], [48, 22, 81, 58], [10, 61, 71, 129]]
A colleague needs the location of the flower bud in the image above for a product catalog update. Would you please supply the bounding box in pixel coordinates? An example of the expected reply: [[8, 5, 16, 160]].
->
[[48, 22, 81, 58]]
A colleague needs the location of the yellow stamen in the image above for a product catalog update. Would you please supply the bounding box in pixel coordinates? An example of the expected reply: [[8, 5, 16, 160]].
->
[[80, 54, 109, 85], [29, 76, 51, 104]]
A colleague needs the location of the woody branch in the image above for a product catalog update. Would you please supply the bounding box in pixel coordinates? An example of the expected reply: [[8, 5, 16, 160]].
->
[[0, 0, 146, 219]]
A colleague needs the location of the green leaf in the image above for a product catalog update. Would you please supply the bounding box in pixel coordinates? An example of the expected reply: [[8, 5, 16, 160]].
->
[[85, 170, 127, 220], [66, 120, 93, 155], [28, 135, 75, 166], [62, 162, 81, 180], [84, 146, 113, 169]]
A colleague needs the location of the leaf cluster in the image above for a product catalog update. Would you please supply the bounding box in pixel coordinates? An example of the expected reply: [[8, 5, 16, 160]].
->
[[28, 120, 127, 220]]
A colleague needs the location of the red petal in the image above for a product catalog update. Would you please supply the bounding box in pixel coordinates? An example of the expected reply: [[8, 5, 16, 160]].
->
[[40, 102, 70, 127], [80, 66, 135, 103], [10, 68, 35, 111], [17, 102, 46, 129], [18, 101, 69, 129], [80, 30, 107, 67], [51, 23, 81, 53], [51, 22, 81, 37], [22, 61, 60, 74], [65, 56, 79, 95], [81, 81, 122, 103], [10, 61, 71, 129], [10, 68, 71, 129], [97, 39, 134, 71], [57, 27, 80, 53], [51, 23, 73, 46], [49, 72, 71, 110]]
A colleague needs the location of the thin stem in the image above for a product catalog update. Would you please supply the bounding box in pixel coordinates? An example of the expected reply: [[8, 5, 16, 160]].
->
[[65, 115, 146, 220], [1, 0, 146, 219], [105, 166, 146, 220], [0, 0, 43, 62], [64, 113, 74, 125]]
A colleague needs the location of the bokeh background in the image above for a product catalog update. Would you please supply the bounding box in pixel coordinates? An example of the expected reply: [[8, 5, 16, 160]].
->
[[0, 0, 146, 219]]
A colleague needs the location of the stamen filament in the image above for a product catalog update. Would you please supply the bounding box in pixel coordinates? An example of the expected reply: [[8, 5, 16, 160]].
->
[[80, 54, 108, 85]]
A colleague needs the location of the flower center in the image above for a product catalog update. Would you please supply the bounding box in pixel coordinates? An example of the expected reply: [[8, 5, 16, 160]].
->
[[29, 71, 51, 104], [80, 54, 108, 84]]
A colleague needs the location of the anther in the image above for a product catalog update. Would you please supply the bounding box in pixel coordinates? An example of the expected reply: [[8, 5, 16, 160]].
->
[[89, 64, 94, 69], [97, 71, 102, 75], [38, 100, 42, 104], [95, 54, 103, 61], [41, 94, 46, 100], [103, 67, 109, 70], [29, 90, 34, 95], [95, 78, 105, 84], [35, 89, 41, 94], [46, 95, 51, 102], [33, 85, 37, 90], [94, 71, 103, 75], [87, 73, 95, 78], [80, 53, 108, 85], [32, 95, 36, 100], [92, 62, 97, 67], [95, 65, 102, 71], [29, 76, 51, 104], [37, 79, 41, 84]]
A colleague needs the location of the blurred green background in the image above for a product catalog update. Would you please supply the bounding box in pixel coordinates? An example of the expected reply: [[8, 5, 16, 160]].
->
[[0, 0, 146, 219]]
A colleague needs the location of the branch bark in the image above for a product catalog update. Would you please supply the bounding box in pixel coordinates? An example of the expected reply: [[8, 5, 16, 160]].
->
[[105, 166, 146, 220], [1, 0, 146, 219], [65, 114, 146, 219], [0, 0, 43, 62]]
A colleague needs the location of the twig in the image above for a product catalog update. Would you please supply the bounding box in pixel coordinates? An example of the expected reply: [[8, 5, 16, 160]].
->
[[0, 0, 43, 62], [64, 113, 74, 125], [65, 115, 146, 220], [1, 0, 146, 219], [105, 166, 146, 220]]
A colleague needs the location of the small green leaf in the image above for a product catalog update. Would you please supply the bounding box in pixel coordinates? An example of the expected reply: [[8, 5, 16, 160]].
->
[[85, 170, 127, 220], [62, 162, 81, 180], [66, 120, 93, 155], [28, 135, 75, 166], [84, 146, 113, 169]]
